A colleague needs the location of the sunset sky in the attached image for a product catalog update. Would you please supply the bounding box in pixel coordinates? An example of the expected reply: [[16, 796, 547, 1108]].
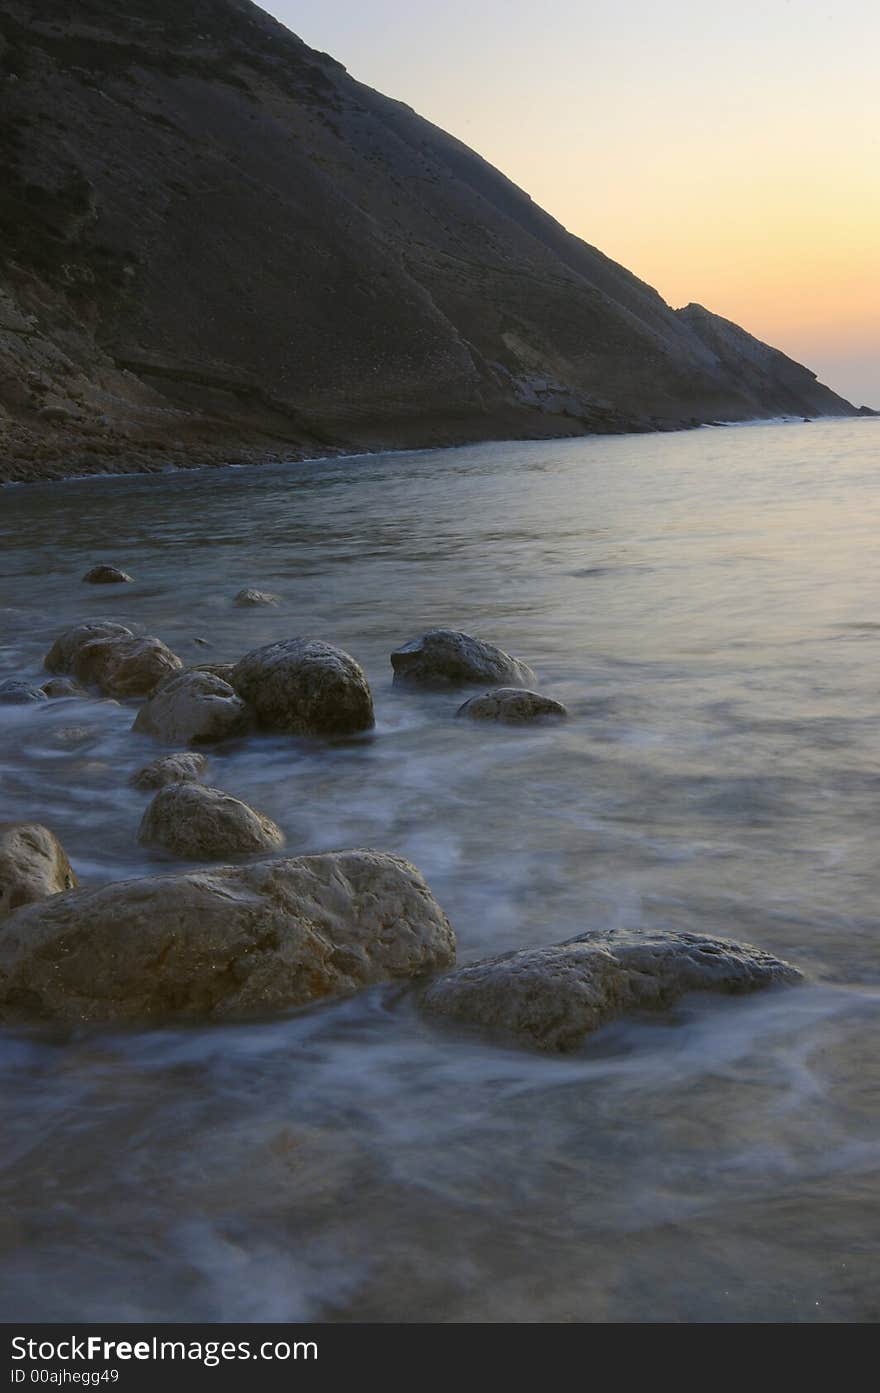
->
[[266, 0, 878, 407]]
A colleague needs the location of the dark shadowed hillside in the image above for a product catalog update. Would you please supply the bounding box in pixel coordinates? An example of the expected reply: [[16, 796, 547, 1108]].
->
[[0, 0, 856, 481]]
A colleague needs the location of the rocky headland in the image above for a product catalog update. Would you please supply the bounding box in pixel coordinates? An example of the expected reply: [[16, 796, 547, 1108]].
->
[[0, 0, 861, 484]]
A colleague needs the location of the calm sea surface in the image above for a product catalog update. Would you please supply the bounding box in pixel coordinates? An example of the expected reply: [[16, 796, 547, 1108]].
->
[[1, 418, 879, 1321]]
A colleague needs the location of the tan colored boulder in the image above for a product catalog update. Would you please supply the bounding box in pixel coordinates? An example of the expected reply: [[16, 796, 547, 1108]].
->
[[129, 752, 209, 791], [138, 782, 284, 859], [231, 638, 374, 736], [391, 629, 536, 689], [44, 621, 133, 674], [456, 688, 567, 722], [0, 823, 77, 920], [422, 929, 801, 1052], [0, 849, 456, 1023], [133, 670, 250, 744], [72, 634, 182, 697]]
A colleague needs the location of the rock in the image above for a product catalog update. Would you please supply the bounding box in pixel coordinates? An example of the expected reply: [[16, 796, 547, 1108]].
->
[[421, 928, 801, 1052], [0, 679, 48, 704], [231, 639, 374, 736], [41, 677, 88, 699], [456, 688, 567, 722], [49, 725, 95, 749], [44, 621, 133, 674], [391, 629, 536, 689], [193, 662, 236, 684], [133, 670, 250, 745], [72, 634, 182, 697], [138, 783, 284, 859], [0, 824, 77, 920], [82, 564, 133, 584], [0, 849, 456, 1023], [130, 752, 209, 791], [234, 588, 279, 607]]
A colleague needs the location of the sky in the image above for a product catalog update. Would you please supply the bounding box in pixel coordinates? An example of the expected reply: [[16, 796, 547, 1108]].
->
[[264, 1, 878, 407]]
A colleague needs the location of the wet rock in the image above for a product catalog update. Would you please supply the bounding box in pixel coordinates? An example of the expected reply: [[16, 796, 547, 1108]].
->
[[234, 588, 279, 607], [231, 639, 374, 736], [456, 688, 567, 722], [41, 677, 88, 699], [0, 849, 456, 1023], [82, 564, 133, 584], [133, 670, 250, 745], [49, 725, 95, 749], [0, 679, 48, 705], [421, 928, 801, 1052], [44, 621, 133, 674], [138, 782, 284, 859], [391, 629, 536, 689], [72, 634, 182, 698], [130, 751, 209, 791], [0, 823, 77, 920]]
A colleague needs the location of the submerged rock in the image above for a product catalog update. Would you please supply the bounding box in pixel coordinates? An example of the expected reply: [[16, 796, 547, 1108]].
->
[[231, 638, 374, 736], [0, 679, 48, 704], [0, 823, 77, 920], [456, 688, 567, 722], [72, 634, 182, 698], [130, 751, 209, 791], [421, 928, 801, 1052], [44, 621, 134, 675], [133, 670, 250, 745], [0, 849, 456, 1023], [82, 564, 133, 584], [391, 629, 536, 689], [234, 588, 279, 607], [138, 782, 284, 859], [41, 676, 88, 699]]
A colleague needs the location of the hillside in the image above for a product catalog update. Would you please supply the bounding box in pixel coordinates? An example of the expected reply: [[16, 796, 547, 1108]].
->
[[0, 0, 856, 482]]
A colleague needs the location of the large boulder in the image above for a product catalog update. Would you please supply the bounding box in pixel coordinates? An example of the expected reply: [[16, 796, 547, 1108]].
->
[[138, 783, 284, 859], [0, 679, 48, 704], [72, 634, 182, 697], [0, 850, 456, 1023], [391, 629, 536, 689], [44, 621, 133, 674], [231, 639, 374, 736], [133, 670, 250, 745], [421, 929, 801, 1052], [456, 688, 567, 722], [82, 564, 133, 584], [130, 752, 209, 791], [0, 824, 77, 920]]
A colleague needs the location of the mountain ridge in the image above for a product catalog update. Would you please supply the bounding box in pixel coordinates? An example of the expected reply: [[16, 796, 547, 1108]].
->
[[0, 0, 858, 482]]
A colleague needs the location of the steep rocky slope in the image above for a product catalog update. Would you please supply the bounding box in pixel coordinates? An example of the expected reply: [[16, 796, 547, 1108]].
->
[[0, 0, 856, 482]]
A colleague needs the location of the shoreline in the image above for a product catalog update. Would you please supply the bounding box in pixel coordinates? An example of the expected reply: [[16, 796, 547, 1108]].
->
[[0, 412, 865, 492]]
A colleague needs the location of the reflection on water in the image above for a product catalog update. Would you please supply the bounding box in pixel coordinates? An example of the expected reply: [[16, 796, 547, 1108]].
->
[[1, 419, 879, 1320]]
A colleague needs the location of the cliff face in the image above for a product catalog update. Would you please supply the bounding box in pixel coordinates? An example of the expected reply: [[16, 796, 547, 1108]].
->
[[0, 0, 855, 481]]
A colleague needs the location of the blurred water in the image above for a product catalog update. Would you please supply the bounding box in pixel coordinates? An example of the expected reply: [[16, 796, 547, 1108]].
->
[[1, 418, 879, 1321]]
